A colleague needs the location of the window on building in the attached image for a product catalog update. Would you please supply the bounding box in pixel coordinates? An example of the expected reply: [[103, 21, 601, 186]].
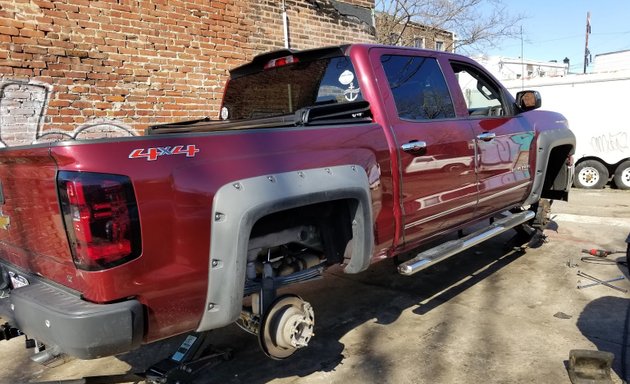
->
[[435, 41, 444, 51], [413, 37, 425, 49], [380, 54, 455, 121]]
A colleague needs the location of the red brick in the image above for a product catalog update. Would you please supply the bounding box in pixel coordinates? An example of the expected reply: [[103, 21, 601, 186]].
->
[[19, 28, 44, 38], [48, 100, 71, 107], [0, 18, 25, 29], [59, 108, 80, 116], [13, 68, 34, 76], [0, 26, 20, 36], [54, 3, 79, 13], [0, 59, 25, 67], [22, 46, 47, 54], [32, 1, 54, 9], [105, 95, 125, 102]]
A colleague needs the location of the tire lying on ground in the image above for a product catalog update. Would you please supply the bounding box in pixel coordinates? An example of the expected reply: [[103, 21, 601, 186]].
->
[[574, 160, 609, 189], [613, 160, 630, 190]]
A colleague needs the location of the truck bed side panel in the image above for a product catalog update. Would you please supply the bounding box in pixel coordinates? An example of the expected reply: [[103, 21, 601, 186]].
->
[[0, 146, 80, 290], [49, 123, 391, 341]]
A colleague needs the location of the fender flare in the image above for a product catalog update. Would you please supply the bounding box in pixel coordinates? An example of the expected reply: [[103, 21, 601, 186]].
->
[[197, 165, 374, 331], [524, 126, 576, 206]]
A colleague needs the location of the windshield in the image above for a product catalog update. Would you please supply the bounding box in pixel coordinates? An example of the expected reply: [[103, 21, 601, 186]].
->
[[221, 56, 363, 120]]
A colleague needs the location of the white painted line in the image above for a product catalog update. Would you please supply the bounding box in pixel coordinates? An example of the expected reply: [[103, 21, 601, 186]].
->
[[553, 213, 630, 227]]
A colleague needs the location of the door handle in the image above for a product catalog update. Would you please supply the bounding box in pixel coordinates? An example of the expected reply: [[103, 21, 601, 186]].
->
[[401, 140, 427, 155], [477, 132, 496, 141]]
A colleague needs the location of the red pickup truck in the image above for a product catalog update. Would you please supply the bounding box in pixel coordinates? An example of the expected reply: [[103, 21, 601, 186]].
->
[[0, 44, 574, 363]]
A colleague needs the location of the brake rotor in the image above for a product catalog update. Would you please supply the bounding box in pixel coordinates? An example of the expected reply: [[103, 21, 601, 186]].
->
[[258, 294, 315, 360]]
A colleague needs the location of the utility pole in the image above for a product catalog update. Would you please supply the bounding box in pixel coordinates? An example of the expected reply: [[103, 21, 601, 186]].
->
[[583, 11, 591, 74], [282, 0, 289, 49], [520, 25, 524, 90]]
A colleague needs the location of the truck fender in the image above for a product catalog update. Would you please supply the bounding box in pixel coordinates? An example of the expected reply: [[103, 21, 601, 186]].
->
[[197, 164, 374, 331], [524, 124, 576, 206]]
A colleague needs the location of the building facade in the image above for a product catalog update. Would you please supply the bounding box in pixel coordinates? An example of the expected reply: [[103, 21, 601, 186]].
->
[[375, 15, 455, 52], [474, 56, 569, 82], [0, 0, 375, 146], [593, 50, 630, 73]]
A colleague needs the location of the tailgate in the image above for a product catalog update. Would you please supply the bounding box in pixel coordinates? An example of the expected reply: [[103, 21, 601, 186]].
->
[[0, 145, 80, 290]]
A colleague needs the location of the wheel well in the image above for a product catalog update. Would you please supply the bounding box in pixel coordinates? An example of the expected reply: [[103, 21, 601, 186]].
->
[[249, 199, 356, 267], [541, 144, 573, 200]]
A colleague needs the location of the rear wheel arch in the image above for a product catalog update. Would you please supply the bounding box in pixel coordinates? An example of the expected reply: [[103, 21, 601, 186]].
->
[[196, 165, 374, 332]]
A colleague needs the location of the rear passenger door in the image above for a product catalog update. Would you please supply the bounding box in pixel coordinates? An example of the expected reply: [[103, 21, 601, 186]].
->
[[370, 48, 478, 246]]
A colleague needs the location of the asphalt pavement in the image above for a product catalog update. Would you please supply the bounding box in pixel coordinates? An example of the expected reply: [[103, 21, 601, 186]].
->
[[1, 188, 629, 384]]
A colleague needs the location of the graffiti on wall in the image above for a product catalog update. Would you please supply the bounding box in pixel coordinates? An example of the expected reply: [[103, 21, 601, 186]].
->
[[0, 79, 135, 148], [590, 131, 629, 154]]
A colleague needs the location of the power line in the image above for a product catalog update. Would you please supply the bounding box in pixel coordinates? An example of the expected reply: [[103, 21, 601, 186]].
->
[[499, 30, 630, 50]]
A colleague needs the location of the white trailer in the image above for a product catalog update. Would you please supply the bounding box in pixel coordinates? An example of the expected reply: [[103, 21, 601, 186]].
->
[[504, 71, 630, 189]]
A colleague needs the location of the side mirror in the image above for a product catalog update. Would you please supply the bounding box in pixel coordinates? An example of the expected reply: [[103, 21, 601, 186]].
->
[[515, 90, 541, 112]]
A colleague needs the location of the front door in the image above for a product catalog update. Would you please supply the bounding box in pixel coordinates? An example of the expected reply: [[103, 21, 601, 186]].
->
[[447, 61, 535, 218]]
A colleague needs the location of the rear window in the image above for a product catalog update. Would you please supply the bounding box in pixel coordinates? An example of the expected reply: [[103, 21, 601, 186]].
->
[[221, 56, 363, 120], [380, 54, 455, 121]]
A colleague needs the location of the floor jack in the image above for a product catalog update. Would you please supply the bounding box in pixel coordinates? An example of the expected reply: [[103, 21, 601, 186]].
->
[[33, 331, 232, 384]]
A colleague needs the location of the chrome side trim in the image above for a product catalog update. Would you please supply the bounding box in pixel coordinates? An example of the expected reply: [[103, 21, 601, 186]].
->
[[477, 182, 531, 204], [404, 199, 476, 230], [403, 182, 529, 231]]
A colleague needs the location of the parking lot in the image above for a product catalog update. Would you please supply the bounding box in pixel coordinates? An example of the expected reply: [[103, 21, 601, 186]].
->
[[1, 188, 629, 384]]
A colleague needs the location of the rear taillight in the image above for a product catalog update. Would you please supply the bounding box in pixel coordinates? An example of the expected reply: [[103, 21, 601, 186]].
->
[[57, 171, 141, 271]]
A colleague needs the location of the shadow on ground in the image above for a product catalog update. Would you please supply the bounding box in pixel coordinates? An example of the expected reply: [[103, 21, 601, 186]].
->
[[112, 230, 529, 384], [576, 252, 630, 383]]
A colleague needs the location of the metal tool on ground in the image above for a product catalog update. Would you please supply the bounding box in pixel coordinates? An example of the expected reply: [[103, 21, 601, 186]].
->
[[577, 271, 628, 293], [578, 275, 626, 289], [567, 349, 614, 384], [31, 331, 232, 384], [581, 249, 626, 257]]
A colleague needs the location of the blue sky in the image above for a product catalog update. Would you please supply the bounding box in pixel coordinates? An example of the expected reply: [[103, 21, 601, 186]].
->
[[484, 0, 630, 72]]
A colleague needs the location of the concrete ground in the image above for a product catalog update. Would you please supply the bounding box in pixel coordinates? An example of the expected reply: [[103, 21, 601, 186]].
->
[[1, 188, 629, 384]]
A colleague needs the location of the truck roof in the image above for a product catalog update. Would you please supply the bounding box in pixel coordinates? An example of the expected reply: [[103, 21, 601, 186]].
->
[[230, 44, 476, 79]]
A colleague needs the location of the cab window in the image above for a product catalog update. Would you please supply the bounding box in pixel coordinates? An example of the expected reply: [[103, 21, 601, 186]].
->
[[380, 55, 455, 121], [451, 62, 509, 117]]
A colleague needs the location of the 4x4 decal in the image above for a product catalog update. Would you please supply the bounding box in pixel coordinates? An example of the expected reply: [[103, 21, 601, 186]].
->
[[129, 145, 200, 161]]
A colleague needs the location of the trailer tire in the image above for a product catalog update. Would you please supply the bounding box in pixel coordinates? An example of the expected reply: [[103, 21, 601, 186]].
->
[[613, 160, 630, 190], [574, 160, 608, 189]]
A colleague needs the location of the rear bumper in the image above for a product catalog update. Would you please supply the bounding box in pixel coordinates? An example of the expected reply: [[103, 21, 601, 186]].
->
[[0, 266, 144, 359]]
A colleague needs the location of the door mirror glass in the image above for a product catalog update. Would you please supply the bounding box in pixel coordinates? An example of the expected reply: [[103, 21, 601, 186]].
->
[[515, 90, 541, 112]]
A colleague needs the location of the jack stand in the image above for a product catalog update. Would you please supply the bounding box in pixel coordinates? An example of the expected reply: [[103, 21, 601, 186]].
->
[[145, 331, 232, 384], [31, 332, 232, 384]]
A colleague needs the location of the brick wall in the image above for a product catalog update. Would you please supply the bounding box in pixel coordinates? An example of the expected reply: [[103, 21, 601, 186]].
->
[[375, 15, 455, 52], [249, 0, 375, 52], [0, 0, 374, 147]]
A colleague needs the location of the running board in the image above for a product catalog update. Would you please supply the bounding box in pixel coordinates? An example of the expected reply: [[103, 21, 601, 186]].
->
[[398, 210, 535, 276]]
